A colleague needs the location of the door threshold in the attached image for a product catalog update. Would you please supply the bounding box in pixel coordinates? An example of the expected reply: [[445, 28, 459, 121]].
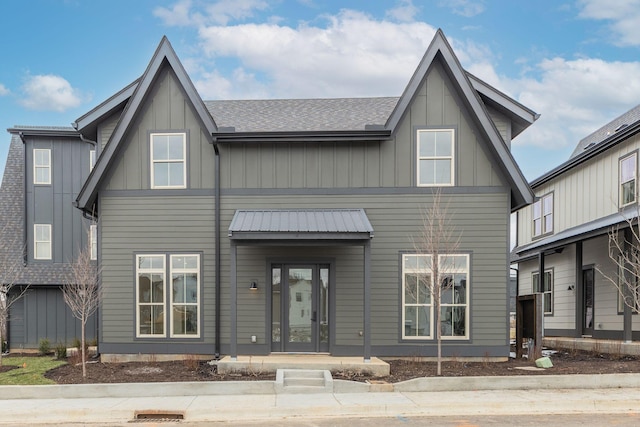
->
[[271, 352, 331, 355], [581, 335, 593, 338]]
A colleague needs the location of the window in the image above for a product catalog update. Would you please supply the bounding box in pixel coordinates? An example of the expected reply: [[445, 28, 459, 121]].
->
[[170, 255, 200, 337], [34, 224, 52, 260], [533, 270, 553, 314], [150, 133, 186, 188], [620, 153, 637, 207], [402, 253, 469, 339], [33, 149, 51, 184], [89, 149, 96, 172], [532, 193, 553, 237], [136, 254, 200, 338], [89, 224, 97, 260], [417, 129, 454, 186]]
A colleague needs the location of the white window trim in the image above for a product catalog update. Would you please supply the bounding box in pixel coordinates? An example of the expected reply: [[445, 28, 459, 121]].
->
[[33, 148, 51, 185], [150, 133, 187, 189], [89, 224, 97, 261], [416, 129, 455, 187], [532, 193, 553, 237], [34, 224, 52, 260], [169, 254, 200, 338], [136, 255, 166, 338], [401, 253, 470, 340], [533, 269, 553, 315], [89, 149, 96, 172], [619, 152, 637, 207]]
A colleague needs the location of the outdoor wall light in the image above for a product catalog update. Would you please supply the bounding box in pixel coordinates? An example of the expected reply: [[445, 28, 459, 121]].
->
[[249, 281, 258, 291]]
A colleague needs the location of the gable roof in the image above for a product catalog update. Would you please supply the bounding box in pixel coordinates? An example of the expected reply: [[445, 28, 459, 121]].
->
[[76, 36, 218, 212], [386, 29, 534, 210], [75, 30, 535, 212]]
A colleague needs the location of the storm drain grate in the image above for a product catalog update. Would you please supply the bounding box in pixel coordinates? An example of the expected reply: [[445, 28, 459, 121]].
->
[[133, 410, 184, 422]]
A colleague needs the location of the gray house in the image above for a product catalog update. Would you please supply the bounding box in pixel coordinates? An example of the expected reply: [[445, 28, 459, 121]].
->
[[2, 30, 537, 360]]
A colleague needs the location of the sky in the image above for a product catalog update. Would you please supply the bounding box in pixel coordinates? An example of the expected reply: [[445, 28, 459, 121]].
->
[[1, 0, 640, 184]]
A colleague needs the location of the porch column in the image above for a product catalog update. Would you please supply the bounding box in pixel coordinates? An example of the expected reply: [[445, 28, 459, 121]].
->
[[538, 252, 545, 342], [623, 228, 633, 342], [363, 240, 371, 362], [575, 241, 583, 338], [230, 241, 238, 360]]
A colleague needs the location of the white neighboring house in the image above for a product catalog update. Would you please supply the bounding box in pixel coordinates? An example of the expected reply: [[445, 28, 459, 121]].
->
[[513, 104, 640, 342]]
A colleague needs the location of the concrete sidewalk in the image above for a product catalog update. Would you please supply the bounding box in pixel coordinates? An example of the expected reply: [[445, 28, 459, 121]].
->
[[1, 374, 639, 425]]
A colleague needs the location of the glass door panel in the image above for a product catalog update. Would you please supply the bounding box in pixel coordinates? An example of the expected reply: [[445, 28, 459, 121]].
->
[[288, 268, 313, 346]]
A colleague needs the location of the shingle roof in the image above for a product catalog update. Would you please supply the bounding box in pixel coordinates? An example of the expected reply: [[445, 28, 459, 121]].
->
[[570, 104, 640, 158], [204, 98, 398, 132], [0, 135, 72, 285]]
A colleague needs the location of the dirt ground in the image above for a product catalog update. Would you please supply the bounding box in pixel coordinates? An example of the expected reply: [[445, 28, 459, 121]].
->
[[17, 349, 639, 384]]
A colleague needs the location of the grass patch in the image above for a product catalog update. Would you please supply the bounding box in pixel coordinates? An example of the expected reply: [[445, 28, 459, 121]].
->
[[0, 357, 67, 385]]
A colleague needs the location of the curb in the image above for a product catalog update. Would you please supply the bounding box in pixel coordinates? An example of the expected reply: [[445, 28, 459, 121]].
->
[[2, 373, 640, 400]]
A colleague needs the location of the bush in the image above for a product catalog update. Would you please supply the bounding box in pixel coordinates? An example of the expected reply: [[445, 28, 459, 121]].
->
[[1, 340, 7, 354], [38, 338, 51, 356], [72, 337, 82, 349], [55, 343, 67, 360]]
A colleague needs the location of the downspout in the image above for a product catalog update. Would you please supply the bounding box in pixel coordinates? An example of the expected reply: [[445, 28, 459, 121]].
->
[[18, 132, 27, 266], [213, 142, 221, 359]]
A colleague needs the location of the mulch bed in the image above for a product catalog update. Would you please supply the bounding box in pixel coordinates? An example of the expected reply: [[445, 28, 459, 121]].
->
[[30, 349, 640, 384]]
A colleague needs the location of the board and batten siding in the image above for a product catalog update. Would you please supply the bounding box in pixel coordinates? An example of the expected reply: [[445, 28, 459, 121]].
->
[[97, 111, 120, 155], [219, 60, 504, 191], [518, 133, 640, 246], [103, 65, 215, 192]]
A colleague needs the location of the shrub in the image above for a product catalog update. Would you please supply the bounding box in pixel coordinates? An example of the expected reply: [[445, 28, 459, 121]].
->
[[55, 343, 67, 360], [1, 340, 7, 354], [38, 338, 51, 356], [72, 337, 82, 349]]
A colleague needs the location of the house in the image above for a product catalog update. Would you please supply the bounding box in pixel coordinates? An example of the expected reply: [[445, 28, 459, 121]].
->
[[0, 127, 97, 350], [513, 104, 640, 343], [1, 29, 537, 360]]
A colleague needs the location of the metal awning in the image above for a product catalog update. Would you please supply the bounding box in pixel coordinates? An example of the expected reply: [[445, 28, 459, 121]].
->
[[228, 209, 374, 240]]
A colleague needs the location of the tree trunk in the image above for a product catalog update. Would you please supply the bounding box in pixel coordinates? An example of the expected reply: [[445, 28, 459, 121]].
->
[[0, 328, 4, 367], [436, 294, 442, 376], [81, 317, 86, 378]]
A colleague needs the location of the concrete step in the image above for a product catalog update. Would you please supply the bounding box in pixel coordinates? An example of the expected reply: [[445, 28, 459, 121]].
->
[[275, 369, 333, 394]]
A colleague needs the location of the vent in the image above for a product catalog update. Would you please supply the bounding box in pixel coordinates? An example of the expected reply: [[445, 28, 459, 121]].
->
[[134, 410, 184, 422], [615, 123, 628, 132], [584, 142, 597, 150]]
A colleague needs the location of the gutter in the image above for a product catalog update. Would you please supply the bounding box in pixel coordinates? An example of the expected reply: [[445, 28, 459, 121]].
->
[[213, 142, 221, 359], [18, 132, 27, 266], [212, 129, 392, 144]]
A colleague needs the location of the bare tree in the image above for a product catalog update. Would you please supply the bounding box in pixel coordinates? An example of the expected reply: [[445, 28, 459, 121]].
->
[[63, 243, 101, 377], [412, 190, 461, 376], [599, 213, 640, 314], [0, 224, 29, 367]]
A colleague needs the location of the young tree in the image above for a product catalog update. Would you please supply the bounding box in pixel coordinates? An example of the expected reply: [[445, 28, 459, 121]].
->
[[0, 225, 29, 367], [412, 190, 461, 376], [63, 243, 101, 377]]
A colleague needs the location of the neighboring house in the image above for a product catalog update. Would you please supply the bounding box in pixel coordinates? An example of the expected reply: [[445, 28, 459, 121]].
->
[[513, 104, 640, 342], [0, 127, 97, 350], [2, 29, 537, 359]]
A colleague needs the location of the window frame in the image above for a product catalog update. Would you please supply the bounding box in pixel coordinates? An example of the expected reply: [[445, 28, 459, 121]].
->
[[89, 149, 96, 172], [33, 148, 51, 185], [136, 253, 202, 339], [169, 254, 201, 338], [416, 129, 455, 187], [34, 224, 52, 260], [532, 193, 553, 238], [89, 224, 97, 261], [532, 269, 553, 315], [401, 253, 470, 340], [150, 132, 187, 189], [619, 152, 637, 208]]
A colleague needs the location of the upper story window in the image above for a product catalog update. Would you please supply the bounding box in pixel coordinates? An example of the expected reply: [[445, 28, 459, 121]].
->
[[620, 153, 637, 207], [150, 133, 186, 189], [33, 148, 51, 185], [532, 193, 553, 237], [417, 129, 454, 186], [34, 224, 52, 260], [89, 224, 97, 260], [89, 149, 96, 172]]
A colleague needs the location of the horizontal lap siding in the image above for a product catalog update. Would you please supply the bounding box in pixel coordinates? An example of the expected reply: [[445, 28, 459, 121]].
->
[[100, 196, 215, 344]]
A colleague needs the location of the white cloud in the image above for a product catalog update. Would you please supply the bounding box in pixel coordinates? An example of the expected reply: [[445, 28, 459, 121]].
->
[[0, 83, 9, 96], [578, 0, 640, 46], [153, 0, 202, 27], [439, 0, 485, 17], [385, 0, 420, 23], [19, 74, 85, 112], [154, 0, 269, 27]]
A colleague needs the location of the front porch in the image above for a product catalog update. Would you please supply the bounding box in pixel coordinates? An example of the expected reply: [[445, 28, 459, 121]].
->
[[544, 336, 640, 356], [216, 354, 390, 376]]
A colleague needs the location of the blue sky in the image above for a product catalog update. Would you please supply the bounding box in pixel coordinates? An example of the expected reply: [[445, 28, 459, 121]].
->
[[2, 0, 640, 183]]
